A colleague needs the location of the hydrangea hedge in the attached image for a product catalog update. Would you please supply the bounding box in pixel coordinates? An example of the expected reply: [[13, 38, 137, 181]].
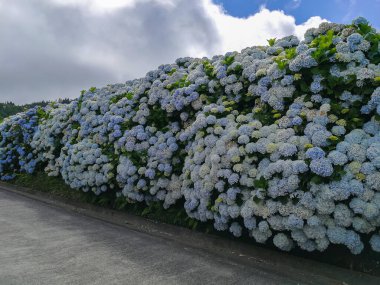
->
[[1, 18, 380, 254]]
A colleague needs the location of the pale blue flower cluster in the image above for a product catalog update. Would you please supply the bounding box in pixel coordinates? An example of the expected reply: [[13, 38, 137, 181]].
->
[[1, 18, 380, 255], [0, 108, 39, 180]]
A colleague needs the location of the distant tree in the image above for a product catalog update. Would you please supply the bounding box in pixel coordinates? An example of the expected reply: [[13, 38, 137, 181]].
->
[[0, 98, 72, 120], [0, 102, 24, 120]]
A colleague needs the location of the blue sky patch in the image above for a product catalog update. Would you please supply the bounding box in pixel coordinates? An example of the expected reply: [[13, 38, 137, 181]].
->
[[213, 0, 380, 28]]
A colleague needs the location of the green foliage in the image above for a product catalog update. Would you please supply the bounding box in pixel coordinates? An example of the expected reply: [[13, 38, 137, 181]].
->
[[365, 31, 380, 64], [274, 57, 288, 70], [89, 87, 97, 93], [110, 92, 134, 104], [10, 172, 207, 232], [167, 68, 177, 75], [11, 172, 86, 201], [253, 176, 268, 189], [222, 55, 235, 66], [71, 122, 80, 130], [310, 30, 336, 62], [356, 22, 373, 36], [285, 47, 297, 59], [0, 102, 23, 120], [203, 60, 215, 77], [166, 75, 191, 91], [273, 47, 297, 70], [36, 106, 49, 121], [227, 62, 243, 75], [267, 38, 276, 46], [77, 94, 84, 110], [252, 103, 280, 125], [0, 99, 70, 121], [146, 105, 170, 129]]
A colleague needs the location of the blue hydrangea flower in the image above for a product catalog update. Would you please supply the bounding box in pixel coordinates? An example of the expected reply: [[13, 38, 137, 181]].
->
[[310, 158, 334, 177], [306, 147, 325, 160], [353, 17, 369, 26], [370, 235, 380, 252]]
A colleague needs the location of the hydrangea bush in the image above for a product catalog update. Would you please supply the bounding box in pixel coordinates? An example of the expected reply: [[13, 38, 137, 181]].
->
[[1, 18, 380, 254]]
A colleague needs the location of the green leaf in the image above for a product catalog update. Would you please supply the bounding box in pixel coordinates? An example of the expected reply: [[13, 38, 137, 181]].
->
[[110, 92, 134, 104], [357, 23, 373, 35], [285, 47, 297, 59], [310, 175, 322, 184], [167, 68, 177, 75], [310, 29, 336, 62], [274, 58, 288, 70], [222, 55, 235, 66], [203, 60, 215, 77], [141, 207, 151, 217], [267, 38, 276, 46], [254, 177, 268, 189]]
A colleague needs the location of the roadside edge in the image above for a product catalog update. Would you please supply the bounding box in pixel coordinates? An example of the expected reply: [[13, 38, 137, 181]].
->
[[1, 181, 378, 285]]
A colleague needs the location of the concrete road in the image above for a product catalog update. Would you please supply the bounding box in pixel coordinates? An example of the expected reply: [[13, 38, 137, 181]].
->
[[0, 187, 378, 285]]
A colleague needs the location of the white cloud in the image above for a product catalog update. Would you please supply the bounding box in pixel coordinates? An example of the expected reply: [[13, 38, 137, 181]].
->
[[51, 0, 177, 13], [201, 0, 327, 54], [0, 0, 327, 104], [287, 0, 302, 10], [294, 16, 328, 39]]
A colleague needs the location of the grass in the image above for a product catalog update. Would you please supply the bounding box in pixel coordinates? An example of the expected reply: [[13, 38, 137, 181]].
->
[[9, 172, 204, 231]]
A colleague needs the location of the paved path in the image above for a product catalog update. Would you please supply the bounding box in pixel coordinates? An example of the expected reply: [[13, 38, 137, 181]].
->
[[0, 187, 378, 285]]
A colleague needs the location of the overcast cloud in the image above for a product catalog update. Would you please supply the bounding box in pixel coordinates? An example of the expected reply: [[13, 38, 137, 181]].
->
[[0, 0, 326, 104]]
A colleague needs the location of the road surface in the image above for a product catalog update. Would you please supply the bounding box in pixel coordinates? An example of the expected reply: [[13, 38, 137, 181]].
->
[[0, 186, 378, 285]]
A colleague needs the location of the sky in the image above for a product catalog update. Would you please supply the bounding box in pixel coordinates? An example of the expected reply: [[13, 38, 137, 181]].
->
[[0, 0, 378, 104], [214, 0, 380, 28]]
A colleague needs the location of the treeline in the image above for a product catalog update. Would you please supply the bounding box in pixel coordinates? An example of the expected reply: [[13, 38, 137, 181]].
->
[[0, 98, 71, 120]]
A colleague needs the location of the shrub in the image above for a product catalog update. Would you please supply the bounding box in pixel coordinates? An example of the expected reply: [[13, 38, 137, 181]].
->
[[1, 18, 380, 254]]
